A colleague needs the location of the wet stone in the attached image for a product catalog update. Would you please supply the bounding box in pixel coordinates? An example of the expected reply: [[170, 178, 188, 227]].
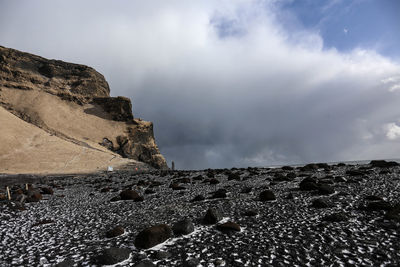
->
[[95, 247, 131, 265], [203, 208, 223, 224], [105, 226, 125, 238], [191, 195, 205, 202], [172, 218, 194, 236], [134, 224, 172, 249], [216, 221, 241, 233], [259, 190, 276, 201], [134, 259, 156, 267], [311, 198, 330, 208]]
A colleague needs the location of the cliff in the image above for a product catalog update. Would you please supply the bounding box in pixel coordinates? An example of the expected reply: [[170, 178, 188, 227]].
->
[[0, 46, 167, 173]]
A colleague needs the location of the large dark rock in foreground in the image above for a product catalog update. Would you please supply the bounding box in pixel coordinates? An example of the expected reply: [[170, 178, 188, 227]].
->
[[172, 218, 195, 236], [203, 208, 223, 224], [134, 224, 172, 249], [95, 247, 131, 265], [259, 190, 276, 201], [216, 222, 241, 233], [120, 190, 144, 201], [105, 226, 125, 238], [299, 177, 319, 191]]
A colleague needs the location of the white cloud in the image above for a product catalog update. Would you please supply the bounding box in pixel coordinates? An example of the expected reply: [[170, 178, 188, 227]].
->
[[382, 76, 400, 84], [385, 123, 400, 140], [381, 75, 400, 92], [389, 84, 400, 92], [1, 0, 400, 168]]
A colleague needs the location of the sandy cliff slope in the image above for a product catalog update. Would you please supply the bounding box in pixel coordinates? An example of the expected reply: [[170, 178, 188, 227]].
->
[[0, 106, 138, 174], [0, 46, 167, 173]]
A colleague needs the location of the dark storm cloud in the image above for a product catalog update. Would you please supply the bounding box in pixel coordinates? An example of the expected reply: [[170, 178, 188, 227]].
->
[[1, 0, 400, 169]]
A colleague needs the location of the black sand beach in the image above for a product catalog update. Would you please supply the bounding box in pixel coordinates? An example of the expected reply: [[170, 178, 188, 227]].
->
[[1, 160, 399, 266]]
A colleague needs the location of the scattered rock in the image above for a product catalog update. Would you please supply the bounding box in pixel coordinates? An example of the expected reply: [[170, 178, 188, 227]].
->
[[259, 190, 276, 201], [216, 221, 241, 233], [240, 187, 252, 193], [286, 172, 296, 179], [319, 178, 334, 184], [191, 195, 205, 202], [100, 187, 111, 193], [301, 164, 319, 171], [120, 190, 144, 201], [134, 224, 172, 249], [365, 201, 392, 211], [154, 251, 171, 260], [203, 208, 222, 224], [55, 259, 75, 267], [145, 189, 156, 195], [170, 183, 186, 191], [110, 195, 121, 202], [149, 181, 163, 188], [26, 190, 43, 203], [385, 204, 400, 221], [209, 178, 220, 185], [41, 187, 54, 195], [214, 259, 225, 266], [106, 226, 125, 238], [346, 170, 364, 176], [299, 177, 318, 191], [211, 189, 227, 199], [311, 198, 330, 208], [193, 175, 204, 181], [183, 258, 200, 267], [176, 178, 191, 184], [317, 184, 335, 195], [322, 212, 347, 222], [282, 166, 294, 171], [365, 195, 384, 201], [95, 247, 131, 265], [172, 218, 194, 235], [317, 163, 330, 169], [7, 201, 26, 211], [227, 172, 241, 181], [370, 160, 399, 168], [242, 209, 258, 216], [273, 173, 288, 182], [13, 193, 26, 203], [134, 260, 156, 267], [334, 176, 347, 183], [286, 193, 294, 200]]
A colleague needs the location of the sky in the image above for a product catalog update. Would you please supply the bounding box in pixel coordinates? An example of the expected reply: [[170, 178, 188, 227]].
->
[[1, 0, 400, 169]]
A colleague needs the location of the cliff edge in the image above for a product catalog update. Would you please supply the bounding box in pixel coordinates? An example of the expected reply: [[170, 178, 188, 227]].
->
[[0, 46, 167, 173]]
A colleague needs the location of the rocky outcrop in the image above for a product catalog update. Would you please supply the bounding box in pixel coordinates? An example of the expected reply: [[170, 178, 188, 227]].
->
[[92, 96, 134, 122], [0, 46, 109, 97], [0, 46, 167, 170]]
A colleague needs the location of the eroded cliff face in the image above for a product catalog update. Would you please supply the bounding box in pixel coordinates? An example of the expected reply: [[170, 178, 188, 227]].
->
[[0, 46, 167, 170], [0, 46, 110, 97]]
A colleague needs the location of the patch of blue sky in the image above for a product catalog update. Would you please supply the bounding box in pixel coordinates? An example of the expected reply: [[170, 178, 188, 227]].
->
[[276, 0, 400, 60], [209, 15, 247, 39]]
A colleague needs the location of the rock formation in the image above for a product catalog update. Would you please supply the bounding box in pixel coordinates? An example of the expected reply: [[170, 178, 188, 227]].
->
[[0, 45, 167, 173]]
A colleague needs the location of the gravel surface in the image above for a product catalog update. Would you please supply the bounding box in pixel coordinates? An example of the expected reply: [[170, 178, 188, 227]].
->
[[1, 162, 400, 266]]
